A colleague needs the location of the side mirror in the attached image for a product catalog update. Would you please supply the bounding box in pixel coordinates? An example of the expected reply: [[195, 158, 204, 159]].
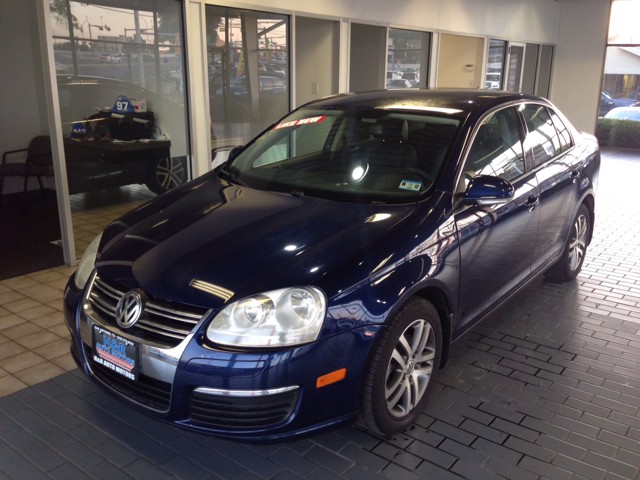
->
[[229, 145, 244, 160], [464, 175, 514, 206]]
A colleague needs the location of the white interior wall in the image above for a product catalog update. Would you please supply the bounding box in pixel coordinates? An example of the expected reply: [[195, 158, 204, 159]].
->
[[437, 34, 485, 88], [234, 0, 561, 44], [295, 17, 338, 106], [549, 0, 611, 134], [0, 0, 51, 194]]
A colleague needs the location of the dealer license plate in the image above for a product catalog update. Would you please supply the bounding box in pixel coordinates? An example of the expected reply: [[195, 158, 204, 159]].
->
[[92, 325, 138, 381]]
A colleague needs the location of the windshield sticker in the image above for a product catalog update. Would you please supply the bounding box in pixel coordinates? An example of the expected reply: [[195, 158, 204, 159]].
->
[[274, 115, 325, 129], [399, 180, 422, 192]]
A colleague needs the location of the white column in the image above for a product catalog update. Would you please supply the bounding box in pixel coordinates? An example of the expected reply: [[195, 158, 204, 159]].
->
[[36, 0, 76, 265], [185, 0, 212, 179]]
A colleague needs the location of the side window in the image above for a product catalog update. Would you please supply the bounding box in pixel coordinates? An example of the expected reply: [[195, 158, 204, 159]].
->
[[548, 108, 572, 152], [463, 107, 525, 185], [521, 104, 561, 166]]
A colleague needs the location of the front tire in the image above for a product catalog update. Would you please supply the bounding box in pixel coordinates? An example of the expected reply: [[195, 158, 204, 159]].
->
[[544, 204, 590, 282], [362, 297, 442, 436], [145, 157, 186, 195]]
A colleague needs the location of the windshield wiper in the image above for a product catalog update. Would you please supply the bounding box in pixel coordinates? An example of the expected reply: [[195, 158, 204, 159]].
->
[[217, 166, 248, 187]]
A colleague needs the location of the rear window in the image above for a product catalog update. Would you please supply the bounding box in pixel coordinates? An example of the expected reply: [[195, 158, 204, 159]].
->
[[521, 104, 561, 166]]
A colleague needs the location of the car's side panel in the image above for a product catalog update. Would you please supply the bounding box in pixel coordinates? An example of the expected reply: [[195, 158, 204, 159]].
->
[[453, 170, 540, 337], [530, 151, 582, 273]]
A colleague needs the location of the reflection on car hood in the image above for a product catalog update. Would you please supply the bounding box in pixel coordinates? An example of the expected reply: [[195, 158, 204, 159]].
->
[[95, 173, 415, 309]]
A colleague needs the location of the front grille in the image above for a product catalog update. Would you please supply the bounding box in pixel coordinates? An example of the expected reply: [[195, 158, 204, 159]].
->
[[189, 389, 299, 429], [84, 344, 171, 411], [89, 273, 210, 347]]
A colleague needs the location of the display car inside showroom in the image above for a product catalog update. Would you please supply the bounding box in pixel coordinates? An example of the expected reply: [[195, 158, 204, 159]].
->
[[2, 0, 640, 478]]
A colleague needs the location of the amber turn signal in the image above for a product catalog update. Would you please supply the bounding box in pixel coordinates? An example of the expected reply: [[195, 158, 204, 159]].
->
[[316, 368, 346, 388]]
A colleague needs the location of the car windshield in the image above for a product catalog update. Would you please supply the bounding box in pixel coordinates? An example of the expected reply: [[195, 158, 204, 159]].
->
[[225, 108, 461, 203], [602, 90, 615, 100]]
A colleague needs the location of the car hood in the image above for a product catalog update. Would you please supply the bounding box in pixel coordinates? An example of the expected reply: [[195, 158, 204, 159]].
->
[[95, 173, 415, 310]]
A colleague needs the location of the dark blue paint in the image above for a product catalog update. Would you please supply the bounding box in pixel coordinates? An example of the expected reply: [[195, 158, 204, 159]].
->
[[64, 90, 600, 441], [463, 175, 515, 203]]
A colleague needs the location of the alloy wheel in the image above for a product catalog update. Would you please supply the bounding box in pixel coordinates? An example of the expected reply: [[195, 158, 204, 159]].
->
[[156, 157, 185, 191], [568, 214, 588, 271], [385, 319, 436, 418]]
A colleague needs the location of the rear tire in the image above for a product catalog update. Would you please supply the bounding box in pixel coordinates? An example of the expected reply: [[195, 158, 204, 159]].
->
[[544, 204, 590, 282], [362, 297, 442, 436]]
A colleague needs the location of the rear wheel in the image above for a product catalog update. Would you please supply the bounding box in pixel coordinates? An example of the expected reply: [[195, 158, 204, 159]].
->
[[362, 297, 442, 435], [145, 157, 186, 195], [544, 204, 590, 282]]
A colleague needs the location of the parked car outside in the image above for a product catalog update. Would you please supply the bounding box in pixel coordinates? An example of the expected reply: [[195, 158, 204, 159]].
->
[[64, 90, 599, 441], [389, 79, 412, 88], [599, 90, 637, 117], [215, 75, 286, 96], [98, 53, 122, 63], [401, 71, 419, 86], [386, 71, 401, 87], [604, 106, 640, 121]]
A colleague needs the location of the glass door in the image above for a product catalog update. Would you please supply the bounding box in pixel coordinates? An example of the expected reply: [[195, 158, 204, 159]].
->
[[49, 0, 191, 259], [505, 42, 525, 92], [485, 39, 507, 90]]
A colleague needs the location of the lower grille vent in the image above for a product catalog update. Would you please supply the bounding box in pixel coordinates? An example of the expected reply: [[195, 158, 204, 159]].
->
[[189, 388, 298, 429]]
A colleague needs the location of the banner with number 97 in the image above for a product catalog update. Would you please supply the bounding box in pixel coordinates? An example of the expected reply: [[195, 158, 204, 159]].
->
[[112, 95, 135, 113]]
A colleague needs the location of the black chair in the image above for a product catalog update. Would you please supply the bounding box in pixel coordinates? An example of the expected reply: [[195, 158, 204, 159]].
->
[[0, 136, 54, 203]]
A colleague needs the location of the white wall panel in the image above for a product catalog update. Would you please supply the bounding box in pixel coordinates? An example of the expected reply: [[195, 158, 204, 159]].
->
[[549, 0, 611, 134], [212, 0, 562, 45]]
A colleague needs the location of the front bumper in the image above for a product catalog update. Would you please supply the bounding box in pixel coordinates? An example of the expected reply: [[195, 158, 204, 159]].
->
[[64, 273, 380, 442]]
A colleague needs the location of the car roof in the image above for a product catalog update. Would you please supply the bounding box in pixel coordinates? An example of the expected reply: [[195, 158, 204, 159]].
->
[[302, 89, 543, 118]]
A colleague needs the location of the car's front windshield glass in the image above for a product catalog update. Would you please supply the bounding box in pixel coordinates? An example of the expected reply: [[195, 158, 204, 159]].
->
[[225, 108, 461, 203]]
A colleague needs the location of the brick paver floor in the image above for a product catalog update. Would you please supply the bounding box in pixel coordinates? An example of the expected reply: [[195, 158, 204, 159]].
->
[[1, 148, 640, 479]]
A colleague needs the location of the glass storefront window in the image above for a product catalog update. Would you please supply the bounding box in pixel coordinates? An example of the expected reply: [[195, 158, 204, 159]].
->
[[51, 0, 190, 257], [485, 39, 506, 90], [206, 6, 289, 166], [387, 28, 430, 89]]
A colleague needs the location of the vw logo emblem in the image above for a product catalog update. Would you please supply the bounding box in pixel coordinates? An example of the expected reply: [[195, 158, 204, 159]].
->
[[115, 290, 145, 329]]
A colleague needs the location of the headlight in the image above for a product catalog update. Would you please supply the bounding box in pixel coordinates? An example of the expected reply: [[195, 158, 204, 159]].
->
[[206, 287, 326, 348], [74, 233, 102, 290]]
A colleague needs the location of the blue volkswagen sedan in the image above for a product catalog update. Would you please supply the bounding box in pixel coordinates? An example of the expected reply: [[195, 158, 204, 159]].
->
[[63, 90, 599, 441]]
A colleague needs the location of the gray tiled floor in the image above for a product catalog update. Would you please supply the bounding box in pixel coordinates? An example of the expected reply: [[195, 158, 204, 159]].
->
[[1, 148, 640, 479]]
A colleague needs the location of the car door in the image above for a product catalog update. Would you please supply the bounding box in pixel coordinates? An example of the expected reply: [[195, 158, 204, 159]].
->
[[520, 104, 581, 274], [454, 106, 540, 335]]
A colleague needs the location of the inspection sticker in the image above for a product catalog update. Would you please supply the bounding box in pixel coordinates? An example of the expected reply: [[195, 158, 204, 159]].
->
[[399, 180, 422, 191], [274, 115, 325, 129]]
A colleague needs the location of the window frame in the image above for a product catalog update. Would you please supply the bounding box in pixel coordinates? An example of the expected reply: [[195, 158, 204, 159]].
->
[[454, 101, 532, 203], [461, 106, 528, 184], [517, 103, 576, 172]]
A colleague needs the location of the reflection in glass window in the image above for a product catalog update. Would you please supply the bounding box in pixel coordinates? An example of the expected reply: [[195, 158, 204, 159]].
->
[[522, 105, 561, 166], [387, 28, 430, 89], [464, 108, 525, 184], [206, 5, 289, 164], [549, 109, 572, 152], [485, 39, 506, 90], [51, 0, 191, 257], [228, 109, 460, 203]]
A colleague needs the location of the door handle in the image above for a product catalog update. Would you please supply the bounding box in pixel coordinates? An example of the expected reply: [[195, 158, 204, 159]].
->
[[570, 170, 581, 183], [524, 195, 539, 211]]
